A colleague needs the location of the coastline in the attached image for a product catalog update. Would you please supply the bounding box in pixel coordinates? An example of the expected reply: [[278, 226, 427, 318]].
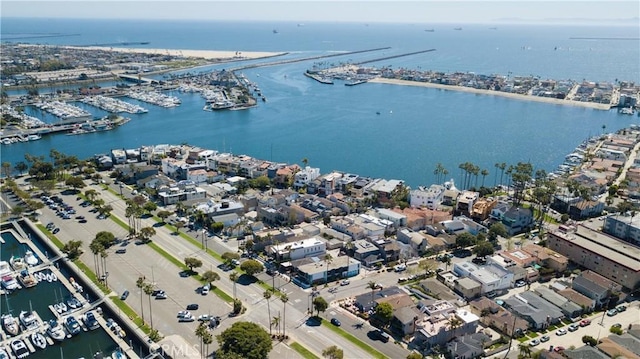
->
[[369, 78, 613, 111], [62, 45, 286, 60]]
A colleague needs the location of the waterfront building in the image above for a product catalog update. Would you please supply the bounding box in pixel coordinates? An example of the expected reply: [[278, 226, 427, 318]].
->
[[548, 225, 640, 290], [471, 197, 497, 221], [368, 179, 405, 206], [111, 149, 126, 164], [293, 166, 321, 190], [456, 191, 479, 216], [410, 184, 445, 210]]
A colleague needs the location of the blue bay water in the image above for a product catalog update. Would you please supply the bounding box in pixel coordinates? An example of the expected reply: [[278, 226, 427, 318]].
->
[[1, 19, 639, 187]]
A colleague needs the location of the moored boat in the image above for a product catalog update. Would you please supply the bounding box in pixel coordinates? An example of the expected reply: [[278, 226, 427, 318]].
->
[[83, 311, 100, 330], [47, 320, 66, 341], [24, 251, 38, 266], [30, 332, 47, 350], [10, 339, 29, 359], [9, 256, 26, 271], [19, 310, 39, 330], [2, 315, 19, 336], [64, 316, 81, 336], [17, 270, 37, 288]]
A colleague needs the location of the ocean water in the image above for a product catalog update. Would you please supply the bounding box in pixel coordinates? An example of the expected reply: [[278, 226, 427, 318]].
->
[[1, 18, 639, 187]]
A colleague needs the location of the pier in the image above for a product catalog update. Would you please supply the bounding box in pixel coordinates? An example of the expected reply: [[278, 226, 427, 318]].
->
[[354, 48, 437, 65], [118, 74, 157, 85]]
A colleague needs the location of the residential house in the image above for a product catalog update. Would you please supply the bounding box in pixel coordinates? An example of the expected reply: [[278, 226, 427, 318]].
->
[[274, 164, 300, 188], [456, 191, 479, 216], [269, 237, 326, 261], [293, 166, 321, 190], [501, 206, 533, 236], [446, 333, 491, 359], [410, 185, 445, 210], [354, 286, 405, 313], [489, 201, 511, 221], [469, 297, 528, 337], [454, 277, 482, 300], [418, 278, 462, 303], [556, 288, 596, 313], [453, 262, 513, 294], [534, 286, 582, 319], [157, 181, 207, 205], [603, 212, 640, 246], [597, 334, 640, 359], [413, 308, 479, 351], [293, 255, 360, 286], [376, 208, 407, 228], [503, 292, 564, 330], [392, 306, 424, 336], [397, 229, 429, 255], [563, 346, 609, 359], [471, 197, 497, 221], [353, 240, 382, 267], [522, 244, 568, 273]]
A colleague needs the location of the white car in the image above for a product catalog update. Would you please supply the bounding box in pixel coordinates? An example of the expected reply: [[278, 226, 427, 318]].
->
[[179, 314, 194, 322], [177, 310, 191, 318], [515, 280, 526, 288], [340, 280, 350, 286], [201, 286, 209, 295], [556, 328, 567, 336]]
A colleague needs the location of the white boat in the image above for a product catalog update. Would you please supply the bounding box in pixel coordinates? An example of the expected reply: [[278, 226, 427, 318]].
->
[[0, 261, 12, 277], [67, 297, 81, 310], [83, 311, 100, 330], [17, 270, 37, 288], [47, 320, 66, 341], [50, 272, 58, 281], [26, 134, 42, 141], [30, 332, 47, 350], [10, 339, 29, 359], [19, 311, 39, 330], [2, 315, 19, 336], [45, 273, 53, 283], [9, 256, 26, 271], [111, 348, 125, 359], [24, 251, 38, 266], [64, 316, 81, 336], [1, 275, 20, 291]]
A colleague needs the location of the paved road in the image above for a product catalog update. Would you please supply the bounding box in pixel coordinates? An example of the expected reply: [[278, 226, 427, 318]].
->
[[36, 180, 388, 358]]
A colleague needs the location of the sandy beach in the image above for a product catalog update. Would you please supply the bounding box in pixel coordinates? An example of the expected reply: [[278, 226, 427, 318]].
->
[[369, 78, 612, 111], [63, 46, 286, 60]]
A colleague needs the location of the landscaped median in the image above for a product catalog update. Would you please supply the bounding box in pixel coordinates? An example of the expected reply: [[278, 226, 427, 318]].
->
[[290, 342, 320, 359], [320, 318, 388, 359]]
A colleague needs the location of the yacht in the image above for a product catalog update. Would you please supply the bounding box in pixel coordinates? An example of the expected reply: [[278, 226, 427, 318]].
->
[[64, 316, 81, 336], [9, 256, 26, 271], [30, 332, 47, 350], [19, 311, 39, 330], [47, 320, 66, 341], [17, 270, 37, 288], [24, 251, 38, 266], [67, 297, 82, 310], [1, 275, 20, 291], [83, 311, 100, 330], [10, 339, 29, 359], [2, 315, 19, 336], [0, 261, 12, 276], [26, 134, 42, 141], [53, 302, 68, 314]]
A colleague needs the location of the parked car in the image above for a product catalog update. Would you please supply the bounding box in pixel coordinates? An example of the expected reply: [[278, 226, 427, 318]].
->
[[579, 319, 591, 327], [198, 314, 211, 322], [372, 329, 390, 343], [568, 323, 579, 332], [616, 305, 627, 312], [556, 329, 567, 336], [330, 318, 341, 326], [178, 314, 195, 322], [540, 335, 550, 342], [340, 279, 350, 286], [515, 280, 526, 288], [201, 286, 209, 295], [186, 304, 199, 310], [120, 290, 129, 300], [52, 228, 60, 234], [607, 309, 618, 317], [553, 346, 565, 353], [612, 323, 622, 329], [529, 339, 540, 346], [115, 249, 127, 254]]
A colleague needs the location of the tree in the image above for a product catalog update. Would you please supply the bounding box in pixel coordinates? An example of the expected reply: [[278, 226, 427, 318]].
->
[[240, 259, 264, 276], [89, 240, 105, 279], [375, 302, 394, 327], [1, 162, 12, 178], [184, 257, 203, 272], [211, 221, 224, 234], [62, 240, 83, 260], [14, 161, 28, 176], [447, 316, 463, 341], [143, 282, 155, 329], [419, 259, 437, 277], [143, 201, 157, 213], [480, 169, 489, 187], [202, 270, 220, 288], [324, 253, 333, 283], [280, 293, 289, 338], [174, 221, 185, 234], [131, 277, 145, 327], [456, 232, 476, 248], [139, 227, 156, 243], [511, 162, 533, 206], [582, 335, 597, 346], [367, 281, 378, 305], [271, 316, 280, 336], [322, 346, 344, 359], [94, 231, 116, 248], [442, 255, 452, 271], [195, 321, 209, 357], [312, 296, 328, 316], [222, 251, 240, 266], [473, 241, 495, 257], [85, 189, 98, 203], [406, 353, 423, 359], [263, 290, 273, 335], [488, 222, 508, 241], [157, 210, 172, 223], [229, 272, 238, 299], [65, 176, 86, 191], [216, 321, 272, 359], [10, 206, 24, 219], [518, 343, 532, 358]]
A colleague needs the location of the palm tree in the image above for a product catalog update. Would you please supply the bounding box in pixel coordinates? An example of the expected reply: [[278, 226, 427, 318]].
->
[[481, 169, 489, 188], [136, 276, 146, 325], [195, 321, 208, 358], [143, 283, 154, 329], [271, 315, 281, 337], [447, 315, 463, 341], [367, 281, 378, 307], [518, 343, 532, 358], [280, 293, 289, 338], [499, 162, 507, 187], [324, 253, 333, 284], [229, 272, 238, 299], [264, 290, 273, 335], [100, 249, 109, 286], [89, 240, 104, 279]]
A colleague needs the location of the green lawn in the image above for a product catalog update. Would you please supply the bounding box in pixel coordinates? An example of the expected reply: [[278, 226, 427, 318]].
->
[[73, 259, 110, 294], [110, 296, 152, 335], [35, 224, 64, 249], [290, 342, 319, 359], [321, 318, 388, 359]]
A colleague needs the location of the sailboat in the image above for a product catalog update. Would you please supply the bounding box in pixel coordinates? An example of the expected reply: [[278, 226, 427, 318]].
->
[[1, 294, 19, 336]]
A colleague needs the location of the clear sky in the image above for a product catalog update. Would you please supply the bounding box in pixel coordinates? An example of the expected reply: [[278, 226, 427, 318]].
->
[[1, 1, 639, 24]]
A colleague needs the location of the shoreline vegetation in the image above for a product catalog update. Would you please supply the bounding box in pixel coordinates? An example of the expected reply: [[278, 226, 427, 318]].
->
[[369, 77, 613, 110]]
